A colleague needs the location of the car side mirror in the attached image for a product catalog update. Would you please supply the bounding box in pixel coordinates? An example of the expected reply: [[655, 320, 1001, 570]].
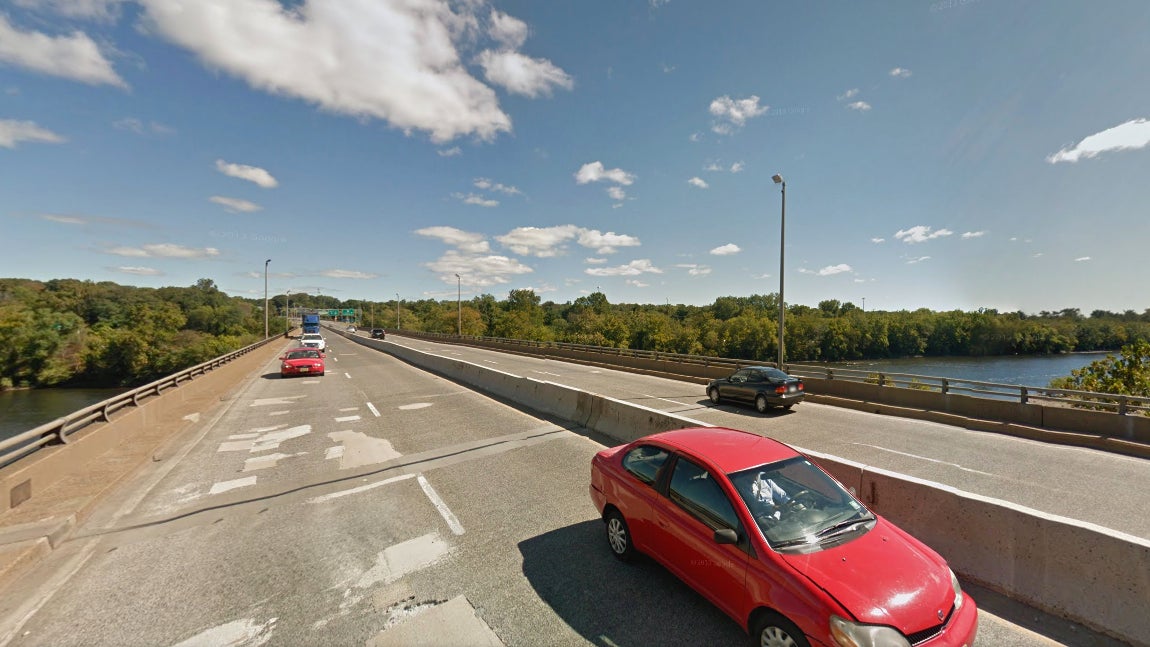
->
[[713, 528, 739, 545]]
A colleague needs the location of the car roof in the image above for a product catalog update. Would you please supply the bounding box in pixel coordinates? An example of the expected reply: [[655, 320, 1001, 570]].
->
[[642, 427, 801, 473]]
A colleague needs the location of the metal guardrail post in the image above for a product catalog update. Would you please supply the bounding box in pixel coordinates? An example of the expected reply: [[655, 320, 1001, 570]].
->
[[1020, 387, 1028, 405], [878, 373, 886, 387], [1118, 396, 1128, 415], [940, 379, 949, 395]]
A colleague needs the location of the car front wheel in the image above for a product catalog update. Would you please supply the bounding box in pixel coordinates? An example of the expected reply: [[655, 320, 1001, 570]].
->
[[752, 612, 810, 647], [755, 394, 770, 413], [605, 509, 635, 562], [708, 387, 721, 404]]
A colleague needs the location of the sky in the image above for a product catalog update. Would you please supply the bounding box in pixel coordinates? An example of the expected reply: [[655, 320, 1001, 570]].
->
[[3, 0, 1150, 314]]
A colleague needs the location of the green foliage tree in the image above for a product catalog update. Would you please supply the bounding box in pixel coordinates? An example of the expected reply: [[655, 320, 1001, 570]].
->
[[1049, 340, 1150, 401]]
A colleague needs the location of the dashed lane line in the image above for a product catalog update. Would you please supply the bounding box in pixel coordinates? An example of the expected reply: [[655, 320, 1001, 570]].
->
[[417, 474, 465, 536], [366, 402, 381, 417]]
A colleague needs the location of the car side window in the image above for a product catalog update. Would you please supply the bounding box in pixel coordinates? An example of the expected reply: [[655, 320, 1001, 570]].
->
[[668, 458, 740, 531], [622, 445, 669, 486], [732, 369, 749, 383]]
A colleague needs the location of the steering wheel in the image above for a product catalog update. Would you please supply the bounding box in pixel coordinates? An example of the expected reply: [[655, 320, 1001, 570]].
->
[[784, 489, 818, 511]]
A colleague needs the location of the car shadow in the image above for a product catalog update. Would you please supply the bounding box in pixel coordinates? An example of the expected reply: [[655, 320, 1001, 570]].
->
[[696, 397, 797, 418], [518, 520, 747, 645]]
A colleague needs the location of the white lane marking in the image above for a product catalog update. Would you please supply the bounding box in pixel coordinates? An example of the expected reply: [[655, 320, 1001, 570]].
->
[[339, 407, 359, 412], [345, 372, 352, 379], [332, 356, 339, 362], [356, 533, 451, 588], [417, 474, 465, 536], [483, 360, 498, 364], [268, 410, 290, 416], [218, 440, 255, 452], [398, 403, 432, 411], [335, 415, 361, 422], [849, 443, 997, 476], [228, 433, 260, 440], [300, 379, 320, 384], [171, 618, 278, 647], [244, 452, 304, 472], [533, 370, 562, 377], [324, 446, 344, 460], [209, 476, 258, 495], [250, 396, 306, 407], [366, 402, 381, 417], [182, 412, 201, 423], [308, 473, 414, 503], [327, 430, 402, 469], [639, 392, 696, 407], [250, 424, 312, 453]]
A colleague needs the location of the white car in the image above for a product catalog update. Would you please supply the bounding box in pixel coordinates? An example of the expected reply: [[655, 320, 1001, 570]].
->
[[300, 333, 326, 352]]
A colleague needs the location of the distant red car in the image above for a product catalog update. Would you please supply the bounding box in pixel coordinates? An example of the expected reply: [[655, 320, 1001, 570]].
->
[[280, 348, 325, 377], [589, 427, 977, 647]]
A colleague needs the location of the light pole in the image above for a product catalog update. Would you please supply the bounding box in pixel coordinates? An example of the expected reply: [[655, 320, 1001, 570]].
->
[[264, 259, 271, 339], [771, 174, 785, 369], [396, 293, 401, 330], [285, 289, 291, 336], [455, 273, 461, 336]]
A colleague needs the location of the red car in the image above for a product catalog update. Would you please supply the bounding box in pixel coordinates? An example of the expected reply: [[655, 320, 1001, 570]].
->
[[280, 348, 325, 377], [589, 427, 977, 647]]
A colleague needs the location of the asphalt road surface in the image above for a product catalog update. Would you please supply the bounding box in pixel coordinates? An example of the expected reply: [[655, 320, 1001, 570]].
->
[[0, 333, 1127, 646]]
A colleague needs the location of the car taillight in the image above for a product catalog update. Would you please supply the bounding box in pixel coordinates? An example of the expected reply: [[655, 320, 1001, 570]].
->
[[775, 385, 787, 394], [798, 383, 804, 391]]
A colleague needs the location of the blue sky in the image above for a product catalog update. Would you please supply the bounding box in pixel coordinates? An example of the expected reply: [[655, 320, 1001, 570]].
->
[[3, 0, 1150, 314]]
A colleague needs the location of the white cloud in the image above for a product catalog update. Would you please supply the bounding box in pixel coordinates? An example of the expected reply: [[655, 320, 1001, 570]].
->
[[1074, 256, 1091, 262], [487, 10, 527, 49], [625, 279, 649, 288], [585, 257, 607, 264], [113, 117, 174, 135], [425, 249, 532, 287], [688, 177, 709, 189], [13, 0, 126, 21], [215, 159, 278, 188], [585, 259, 663, 277], [0, 14, 126, 87], [906, 256, 931, 264], [575, 161, 635, 185], [437, 146, 462, 157], [709, 95, 767, 134], [890, 67, 912, 79], [113, 265, 161, 276], [894, 226, 953, 243], [0, 119, 66, 148], [497, 225, 579, 257], [137, 0, 530, 143], [40, 214, 86, 224], [703, 162, 722, 172], [816, 264, 853, 276], [871, 237, 886, 244], [209, 196, 262, 213], [106, 243, 220, 258], [414, 226, 490, 253], [689, 132, 702, 142], [473, 177, 521, 195], [675, 263, 711, 276], [576, 229, 641, 254], [1046, 118, 1150, 163], [847, 101, 872, 111], [452, 192, 499, 207], [729, 161, 744, 173], [321, 269, 379, 279], [709, 243, 741, 256], [961, 231, 986, 239], [606, 186, 627, 201], [476, 49, 573, 98], [837, 88, 859, 101]]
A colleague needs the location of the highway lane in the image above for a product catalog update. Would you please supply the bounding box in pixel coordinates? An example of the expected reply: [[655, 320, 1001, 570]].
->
[[0, 332, 1117, 646], [383, 335, 1150, 541]]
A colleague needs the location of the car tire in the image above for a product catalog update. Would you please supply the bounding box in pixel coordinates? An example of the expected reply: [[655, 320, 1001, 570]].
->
[[755, 394, 770, 413], [783, 404, 794, 410], [752, 612, 810, 647], [604, 509, 636, 562], [708, 387, 721, 404]]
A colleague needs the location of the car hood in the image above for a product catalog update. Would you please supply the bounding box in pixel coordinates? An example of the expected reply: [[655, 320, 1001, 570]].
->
[[780, 518, 955, 631]]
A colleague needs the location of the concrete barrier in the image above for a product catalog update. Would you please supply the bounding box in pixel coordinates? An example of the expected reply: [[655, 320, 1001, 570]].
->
[[339, 330, 1149, 646]]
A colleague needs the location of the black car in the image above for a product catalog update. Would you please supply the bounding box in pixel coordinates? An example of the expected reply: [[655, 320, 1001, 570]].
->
[[706, 366, 805, 412], [371, 328, 386, 339]]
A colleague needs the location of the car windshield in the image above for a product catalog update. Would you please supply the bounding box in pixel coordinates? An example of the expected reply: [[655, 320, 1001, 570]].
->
[[286, 350, 321, 359], [729, 457, 872, 551], [758, 368, 790, 381]]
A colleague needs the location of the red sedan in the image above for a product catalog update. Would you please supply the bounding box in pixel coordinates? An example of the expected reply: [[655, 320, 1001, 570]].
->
[[280, 348, 325, 377], [589, 427, 977, 647]]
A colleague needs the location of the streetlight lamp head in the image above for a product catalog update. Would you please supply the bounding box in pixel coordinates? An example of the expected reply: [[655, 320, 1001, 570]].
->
[[772, 174, 784, 184]]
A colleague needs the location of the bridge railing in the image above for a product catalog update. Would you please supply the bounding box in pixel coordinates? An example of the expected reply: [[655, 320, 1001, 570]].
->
[[391, 329, 1150, 417], [0, 336, 281, 468]]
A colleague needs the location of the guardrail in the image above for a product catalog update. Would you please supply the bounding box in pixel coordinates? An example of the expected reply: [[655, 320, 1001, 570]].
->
[[390, 330, 1150, 416], [0, 335, 281, 468]]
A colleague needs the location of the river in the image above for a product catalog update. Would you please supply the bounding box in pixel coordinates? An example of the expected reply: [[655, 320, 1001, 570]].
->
[[0, 352, 1115, 444]]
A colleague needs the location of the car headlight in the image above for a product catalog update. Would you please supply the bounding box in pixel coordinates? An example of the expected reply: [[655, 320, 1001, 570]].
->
[[829, 616, 910, 647], [950, 568, 964, 611]]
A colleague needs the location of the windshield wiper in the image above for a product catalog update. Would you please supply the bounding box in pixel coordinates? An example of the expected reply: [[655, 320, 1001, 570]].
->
[[814, 512, 875, 540]]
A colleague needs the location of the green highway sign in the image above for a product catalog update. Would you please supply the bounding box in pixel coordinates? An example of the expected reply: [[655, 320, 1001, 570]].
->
[[342, 309, 356, 316], [327, 309, 339, 316]]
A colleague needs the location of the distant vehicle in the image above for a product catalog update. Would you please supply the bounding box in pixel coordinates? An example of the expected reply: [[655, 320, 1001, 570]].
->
[[347, 325, 357, 332], [707, 366, 804, 412], [280, 348, 325, 377], [302, 313, 320, 334], [299, 333, 326, 351], [590, 427, 977, 647], [371, 328, 386, 339]]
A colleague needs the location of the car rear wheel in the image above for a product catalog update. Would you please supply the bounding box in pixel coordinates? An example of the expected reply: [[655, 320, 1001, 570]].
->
[[755, 394, 770, 413], [604, 509, 635, 562], [708, 387, 721, 404], [752, 612, 810, 647]]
